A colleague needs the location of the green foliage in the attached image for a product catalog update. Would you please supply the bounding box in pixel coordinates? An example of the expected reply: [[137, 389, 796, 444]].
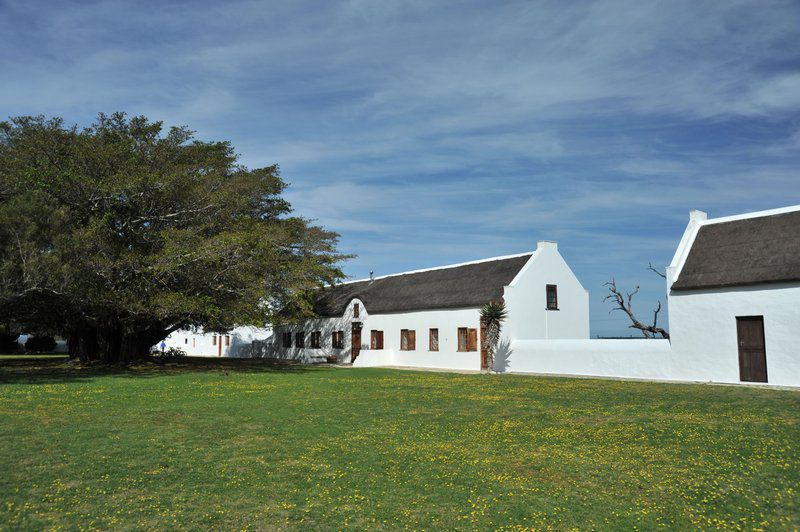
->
[[0, 362, 798, 529], [0, 113, 348, 362]]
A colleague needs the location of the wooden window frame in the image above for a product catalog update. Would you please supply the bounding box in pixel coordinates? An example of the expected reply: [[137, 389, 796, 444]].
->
[[212, 334, 217, 346], [332, 331, 344, 349], [225, 335, 230, 347], [458, 327, 478, 352], [295, 332, 305, 348], [429, 328, 439, 351], [546, 284, 559, 310], [400, 329, 416, 351], [282, 332, 292, 348], [370, 330, 384, 350], [353, 302, 360, 318], [310, 331, 321, 349]]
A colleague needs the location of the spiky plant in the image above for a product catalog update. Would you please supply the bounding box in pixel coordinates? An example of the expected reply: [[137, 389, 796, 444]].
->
[[480, 300, 507, 372]]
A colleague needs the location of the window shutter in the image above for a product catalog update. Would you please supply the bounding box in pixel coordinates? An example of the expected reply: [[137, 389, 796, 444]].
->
[[409, 330, 416, 350], [468, 328, 478, 351]]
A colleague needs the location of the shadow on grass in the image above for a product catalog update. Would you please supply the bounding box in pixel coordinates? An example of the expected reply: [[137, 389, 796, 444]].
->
[[0, 355, 333, 385]]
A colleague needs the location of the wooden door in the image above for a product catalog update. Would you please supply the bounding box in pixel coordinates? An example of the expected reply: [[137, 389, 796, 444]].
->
[[351, 324, 362, 363], [479, 321, 488, 370], [736, 316, 767, 383], [218, 337, 222, 357]]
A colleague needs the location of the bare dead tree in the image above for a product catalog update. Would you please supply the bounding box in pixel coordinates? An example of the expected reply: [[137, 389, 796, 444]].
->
[[604, 272, 670, 339], [647, 262, 666, 279]]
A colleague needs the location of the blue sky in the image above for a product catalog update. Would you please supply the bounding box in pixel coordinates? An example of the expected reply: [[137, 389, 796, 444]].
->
[[2, 0, 799, 336]]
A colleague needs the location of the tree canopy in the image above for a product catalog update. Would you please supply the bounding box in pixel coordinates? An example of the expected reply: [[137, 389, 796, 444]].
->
[[0, 113, 348, 363]]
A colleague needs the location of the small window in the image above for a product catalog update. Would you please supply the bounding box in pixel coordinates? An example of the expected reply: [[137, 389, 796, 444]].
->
[[282, 332, 292, 348], [310, 331, 321, 349], [295, 332, 305, 348], [546, 284, 558, 310], [370, 330, 384, 350], [193, 338, 196, 348], [354, 303, 360, 318], [458, 328, 478, 352], [225, 335, 230, 346], [212, 335, 217, 346], [429, 328, 439, 351], [332, 331, 344, 349], [184, 338, 188, 345], [400, 329, 416, 351]]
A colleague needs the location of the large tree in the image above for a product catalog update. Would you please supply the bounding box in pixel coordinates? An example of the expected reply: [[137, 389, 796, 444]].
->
[[0, 113, 347, 363]]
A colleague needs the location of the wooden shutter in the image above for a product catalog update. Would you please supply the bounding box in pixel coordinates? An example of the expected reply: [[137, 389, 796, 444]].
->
[[212, 335, 217, 346], [409, 330, 416, 350], [467, 328, 478, 352], [457, 328, 467, 351]]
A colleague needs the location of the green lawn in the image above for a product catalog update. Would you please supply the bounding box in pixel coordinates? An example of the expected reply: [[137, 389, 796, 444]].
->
[[0, 358, 798, 530]]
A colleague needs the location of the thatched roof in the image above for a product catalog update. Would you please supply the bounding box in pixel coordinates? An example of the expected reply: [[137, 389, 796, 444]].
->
[[672, 209, 800, 291], [315, 253, 532, 316]]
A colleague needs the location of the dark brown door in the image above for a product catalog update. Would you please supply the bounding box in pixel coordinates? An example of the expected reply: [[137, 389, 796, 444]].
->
[[351, 324, 362, 363], [736, 316, 767, 383], [479, 321, 489, 370]]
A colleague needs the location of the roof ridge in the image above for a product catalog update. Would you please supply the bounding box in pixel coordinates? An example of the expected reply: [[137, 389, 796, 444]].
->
[[703, 204, 800, 226], [334, 251, 535, 286]]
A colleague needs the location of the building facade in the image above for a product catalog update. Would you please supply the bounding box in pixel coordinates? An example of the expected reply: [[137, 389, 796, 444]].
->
[[272, 241, 589, 370], [667, 206, 800, 386]]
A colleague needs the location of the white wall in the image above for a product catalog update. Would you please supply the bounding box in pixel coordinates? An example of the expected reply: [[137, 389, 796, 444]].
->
[[502, 339, 673, 379], [162, 326, 273, 358], [668, 283, 800, 387], [503, 242, 590, 341], [273, 301, 483, 370]]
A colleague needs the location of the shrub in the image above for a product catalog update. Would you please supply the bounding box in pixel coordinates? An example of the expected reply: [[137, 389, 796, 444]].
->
[[25, 335, 57, 352]]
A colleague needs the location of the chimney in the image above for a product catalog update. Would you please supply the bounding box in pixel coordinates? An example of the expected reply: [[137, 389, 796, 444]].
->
[[369, 271, 374, 282], [689, 209, 708, 221], [537, 240, 558, 251]]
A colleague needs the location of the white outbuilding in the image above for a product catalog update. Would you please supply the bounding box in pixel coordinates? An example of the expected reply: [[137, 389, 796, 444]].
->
[[667, 205, 800, 386], [272, 240, 589, 370], [161, 325, 273, 358]]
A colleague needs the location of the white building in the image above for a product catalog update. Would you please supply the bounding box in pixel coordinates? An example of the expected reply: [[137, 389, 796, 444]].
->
[[161, 325, 273, 358], [667, 205, 800, 386], [272, 241, 589, 370]]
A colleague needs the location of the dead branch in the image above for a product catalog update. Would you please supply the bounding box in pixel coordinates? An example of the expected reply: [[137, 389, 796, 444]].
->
[[604, 278, 670, 339], [648, 262, 666, 279]]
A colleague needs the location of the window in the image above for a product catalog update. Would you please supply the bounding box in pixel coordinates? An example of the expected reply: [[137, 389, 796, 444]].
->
[[282, 332, 292, 348], [295, 332, 305, 348], [212, 335, 217, 346], [332, 331, 344, 349], [458, 328, 478, 352], [193, 338, 196, 348], [225, 335, 230, 346], [310, 331, 321, 349], [429, 328, 439, 351], [370, 330, 384, 350], [184, 338, 188, 345], [400, 329, 416, 351], [354, 303, 360, 318], [546, 284, 558, 310]]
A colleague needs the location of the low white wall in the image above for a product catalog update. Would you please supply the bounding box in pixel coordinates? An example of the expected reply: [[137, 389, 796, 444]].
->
[[352, 348, 481, 371], [502, 339, 677, 381]]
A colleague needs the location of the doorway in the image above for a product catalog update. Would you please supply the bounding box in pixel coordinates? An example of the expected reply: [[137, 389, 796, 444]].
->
[[351, 323, 362, 363], [736, 316, 767, 383]]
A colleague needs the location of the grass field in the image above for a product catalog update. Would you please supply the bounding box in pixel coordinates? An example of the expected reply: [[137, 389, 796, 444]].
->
[[0, 357, 798, 530]]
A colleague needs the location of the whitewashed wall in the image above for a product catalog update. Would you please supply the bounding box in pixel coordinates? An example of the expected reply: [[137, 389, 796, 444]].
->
[[503, 241, 589, 342], [274, 301, 483, 370], [668, 283, 800, 387], [501, 339, 673, 379], [162, 326, 273, 358]]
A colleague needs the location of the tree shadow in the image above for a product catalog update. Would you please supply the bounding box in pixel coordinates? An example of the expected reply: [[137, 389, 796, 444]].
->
[[0, 355, 330, 385]]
